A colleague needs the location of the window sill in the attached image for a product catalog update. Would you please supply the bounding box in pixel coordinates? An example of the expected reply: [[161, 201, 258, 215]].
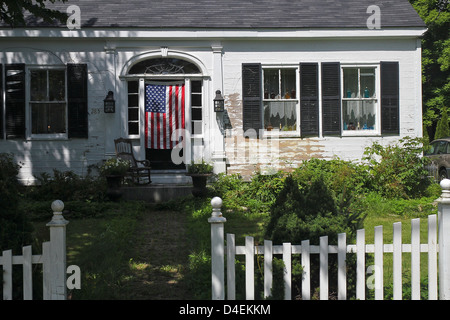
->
[[28, 134, 68, 141], [341, 130, 380, 137], [262, 130, 300, 138]]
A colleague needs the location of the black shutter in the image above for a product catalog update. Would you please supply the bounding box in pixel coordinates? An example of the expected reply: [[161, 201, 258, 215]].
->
[[322, 62, 341, 136], [242, 63, 262, 137], [300, 63, 319, 137], [67, 64, 88, 138], [5, 64, 26, 139], [381, 62, 399, 135], [0, 64, 3, 139]]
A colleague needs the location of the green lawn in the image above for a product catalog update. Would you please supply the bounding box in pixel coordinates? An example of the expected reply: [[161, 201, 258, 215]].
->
[[29, 189, 440, 300]]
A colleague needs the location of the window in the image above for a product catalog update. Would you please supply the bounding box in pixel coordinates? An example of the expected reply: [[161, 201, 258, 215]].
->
[[127, 81, 139, 135], [191, 80, 203, 135], [342, 67, 377, 132], [263, 68, 298, 133], [242, 61, 397, 138], [29, 68, 67, 136]]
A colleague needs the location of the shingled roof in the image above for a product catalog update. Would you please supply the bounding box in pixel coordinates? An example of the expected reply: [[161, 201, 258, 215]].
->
[[15, 0, 426, 29]]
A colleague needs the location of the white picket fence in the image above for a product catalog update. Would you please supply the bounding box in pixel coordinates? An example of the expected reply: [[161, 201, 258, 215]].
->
[[0, 200, 68, 300], [209, 179, 450, 300]]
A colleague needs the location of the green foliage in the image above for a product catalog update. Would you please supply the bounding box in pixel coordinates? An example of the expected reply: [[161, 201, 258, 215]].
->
[[0, 0, 68, 27], [26, 168, 107, 202], [264, 174, 365, 298], [409, 0, 450, 136], [99, 158, 130, 176], [187, 159, 214, 174], [434, 107, 450, 139], [363, 136, 431, 199], [0, 153, 33, 253], [0, 153, 34, 299]]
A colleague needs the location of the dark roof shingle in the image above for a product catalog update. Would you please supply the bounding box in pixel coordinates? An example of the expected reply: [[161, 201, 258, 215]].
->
[[17, 0, 426, 29]]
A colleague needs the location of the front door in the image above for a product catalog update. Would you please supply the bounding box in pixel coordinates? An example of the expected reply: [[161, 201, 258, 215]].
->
[[143, 80, 187, 170]]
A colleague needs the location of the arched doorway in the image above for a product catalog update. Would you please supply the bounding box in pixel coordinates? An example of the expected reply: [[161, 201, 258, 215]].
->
[[124, 55, 206, 170]]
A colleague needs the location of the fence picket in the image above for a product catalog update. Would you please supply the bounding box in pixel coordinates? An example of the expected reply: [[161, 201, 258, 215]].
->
[[301, 240, 310, 300], [2, 250, 12, 300], [42, 241, 51, 300], [22, 245, 33, 300], [411, 218, 421, 300], [320, 236, 328, 300], [393, 222, 402, 300], [245, 236, 254, 300], [283, 243, 292, 300], [209, 185, 450, 301], [356, 229, 365, 300], [264, 240, 272, 299], [226, 233, 236, 300], [428, 215, 438, 300], [338, 233, 346, 300], [374, 226, 383, 300]]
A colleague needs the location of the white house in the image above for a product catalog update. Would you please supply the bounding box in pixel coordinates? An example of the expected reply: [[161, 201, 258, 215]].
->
[[0, 0, 426, 184]]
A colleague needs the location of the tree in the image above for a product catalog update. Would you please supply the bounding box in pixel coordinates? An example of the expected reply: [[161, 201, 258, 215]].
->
[[0, 0, 68, 27], [434, 107, 450, 139], [409, 0, 450, 139]]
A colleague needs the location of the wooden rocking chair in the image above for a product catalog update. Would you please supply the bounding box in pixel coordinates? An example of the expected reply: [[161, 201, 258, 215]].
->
[[114, 138, 152, 185]]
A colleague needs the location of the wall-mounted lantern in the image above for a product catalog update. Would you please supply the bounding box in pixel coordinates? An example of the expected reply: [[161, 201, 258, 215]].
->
[[214, 90, 225, 112], [104, 91, 115, 113]]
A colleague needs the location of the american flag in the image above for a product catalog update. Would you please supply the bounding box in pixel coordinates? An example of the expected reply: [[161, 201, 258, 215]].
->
[[145, 84, 185, 149]]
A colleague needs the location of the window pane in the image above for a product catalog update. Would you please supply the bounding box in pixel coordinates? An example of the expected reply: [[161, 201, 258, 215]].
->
[[281, 69, 296, 99], [128, 122, 139, 135], [30, 70, 47, 101], [128, 81, 139, 93], [343, 68, 358, 98], [48, 70, 65, 101], [264, 69, 279, 99], [31, 103, 66, 134], [263, 101, 297, 131], [128, 94, 138, 107], [192, 108, 202, 121], [191, 94, 202, 107], [191, 80, 202, 93], [343, 100, 376, 131], [128, 108, 138, 121], [360, 68, 376, 98], [192, 121, 202, 134]]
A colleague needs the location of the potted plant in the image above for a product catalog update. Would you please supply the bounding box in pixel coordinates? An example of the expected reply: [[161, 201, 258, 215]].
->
[[186, 159, 213, 197], [100, 157, 130, 200]]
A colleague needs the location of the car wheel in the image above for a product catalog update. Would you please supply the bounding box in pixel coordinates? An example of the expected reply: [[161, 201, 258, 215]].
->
[[440, 169, 448, 181]]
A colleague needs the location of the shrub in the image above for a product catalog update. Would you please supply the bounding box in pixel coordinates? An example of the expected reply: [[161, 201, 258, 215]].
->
[[0, 153, 33, 253], [26, 168, 107, 202], [264, 174, 364, 299], [363, 136, 431, 199], [0, 153, 34, 299]]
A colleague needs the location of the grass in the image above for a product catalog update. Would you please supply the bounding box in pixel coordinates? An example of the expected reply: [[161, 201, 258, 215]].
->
[[28, 186, 441, 300]]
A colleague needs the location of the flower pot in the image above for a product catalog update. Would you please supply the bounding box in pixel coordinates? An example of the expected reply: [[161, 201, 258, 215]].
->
[[106, 175, 123, 201], [186, 173, 211, 197]]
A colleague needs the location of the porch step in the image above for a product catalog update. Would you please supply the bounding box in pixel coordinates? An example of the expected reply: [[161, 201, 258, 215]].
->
[[122, 184, 193, 203], [150, 170, 191, 184], [122, 170, 193, 203]]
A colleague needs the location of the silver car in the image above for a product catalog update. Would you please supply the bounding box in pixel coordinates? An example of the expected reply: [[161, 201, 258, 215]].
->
[[425, 138, 450, 180]]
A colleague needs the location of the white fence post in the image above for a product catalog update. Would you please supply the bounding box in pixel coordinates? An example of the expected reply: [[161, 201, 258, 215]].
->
[[438, 179, 450, 300], [46, 200, 69, 300], [209, 197, 226, 300]]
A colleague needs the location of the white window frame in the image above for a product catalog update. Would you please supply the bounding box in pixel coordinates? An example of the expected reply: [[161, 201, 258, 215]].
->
[[26, 65, 68, 140], [262, 65, 300, 137], [341, 63, 381, 136]]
